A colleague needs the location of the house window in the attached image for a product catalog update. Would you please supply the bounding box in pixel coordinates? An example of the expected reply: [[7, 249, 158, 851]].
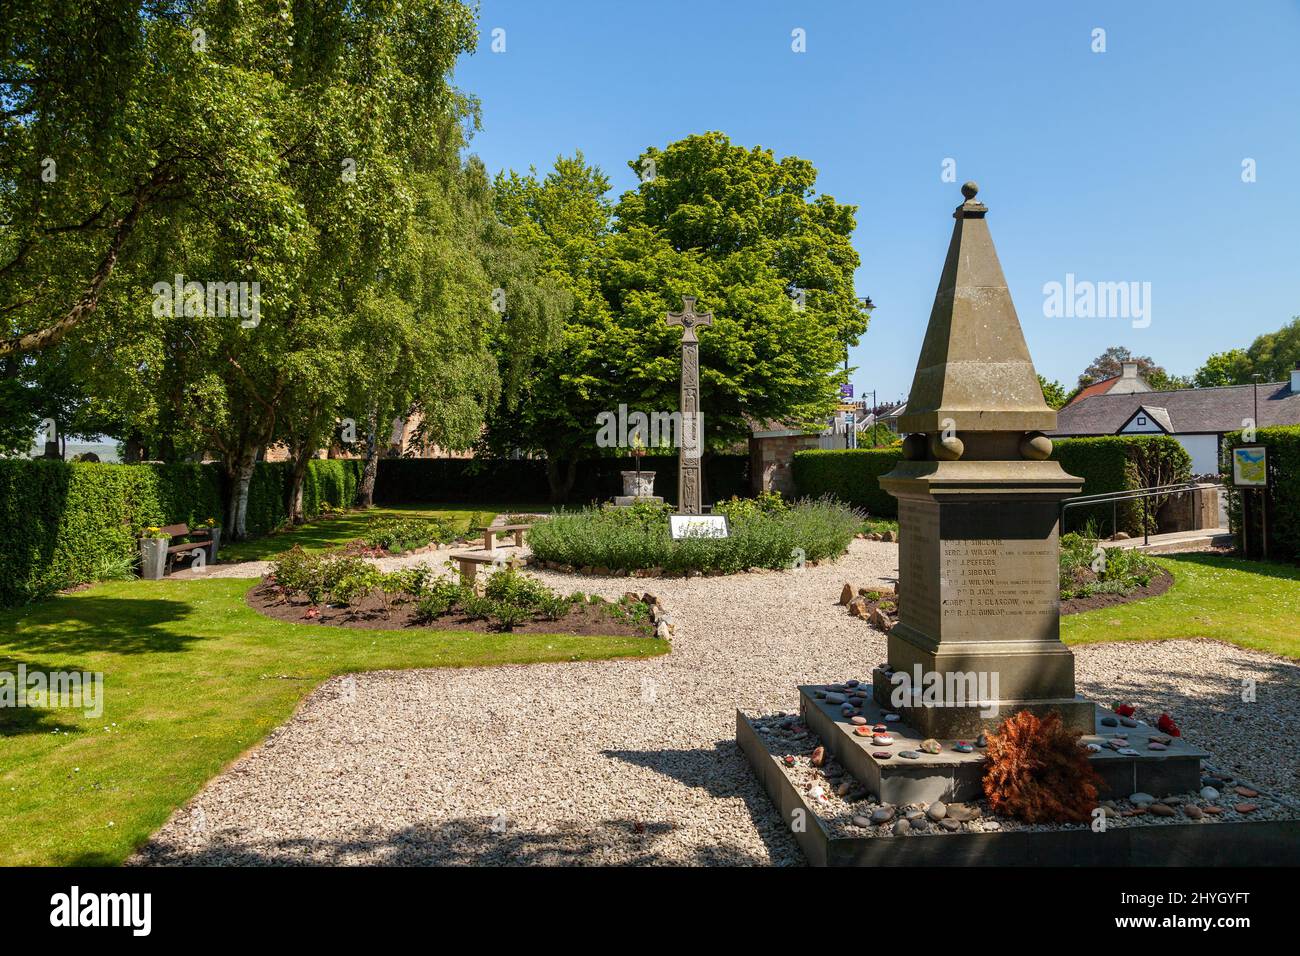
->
[[1137, 416, 1147, 426]]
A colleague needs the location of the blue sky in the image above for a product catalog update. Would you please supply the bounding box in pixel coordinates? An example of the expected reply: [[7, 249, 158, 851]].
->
[[454, 0, 1300, 403]]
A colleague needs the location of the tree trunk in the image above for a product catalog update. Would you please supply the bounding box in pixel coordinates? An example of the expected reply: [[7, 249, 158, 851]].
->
[[225, 449, 258, 540], [123, 433, 143, 464], [287, 444, 312, 524], [546, 456, 577, 504], [357, 406, 380, 509]]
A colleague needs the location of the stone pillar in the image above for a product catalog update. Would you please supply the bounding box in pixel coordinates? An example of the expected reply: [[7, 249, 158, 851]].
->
[[873, 183, 1091, 737]]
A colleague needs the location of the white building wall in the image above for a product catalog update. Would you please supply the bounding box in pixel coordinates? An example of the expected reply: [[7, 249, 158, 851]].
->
[[1173, 434, 1220, 475]]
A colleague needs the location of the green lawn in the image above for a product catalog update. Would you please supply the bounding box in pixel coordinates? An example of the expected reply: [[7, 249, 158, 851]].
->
[[1062, 553, 1300, 659], [218, 503, 553, 562], [0, 576, 665, 866]]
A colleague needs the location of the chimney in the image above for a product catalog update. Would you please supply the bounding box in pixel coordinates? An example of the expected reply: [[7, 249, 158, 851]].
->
[[1291, 362, 1300, 394], [1121, 362, 1139, 380]]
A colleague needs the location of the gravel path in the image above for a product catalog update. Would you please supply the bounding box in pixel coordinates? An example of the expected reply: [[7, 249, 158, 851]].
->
[[132, 539, 1300, 866]]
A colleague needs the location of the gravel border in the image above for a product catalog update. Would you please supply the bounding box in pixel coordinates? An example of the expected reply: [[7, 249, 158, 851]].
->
[[131, 539, 1300, 866]]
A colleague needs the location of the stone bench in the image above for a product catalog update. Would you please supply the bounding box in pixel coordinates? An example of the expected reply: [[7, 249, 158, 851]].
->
[[483, 523, 532, 552], [449, 550, 524, 588]]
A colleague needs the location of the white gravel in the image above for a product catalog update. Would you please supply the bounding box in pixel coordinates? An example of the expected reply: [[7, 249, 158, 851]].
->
[[132, 538, 1300, 866]]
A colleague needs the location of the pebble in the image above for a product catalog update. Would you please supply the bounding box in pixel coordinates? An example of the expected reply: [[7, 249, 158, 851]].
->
[[1117, 748, 1139, 756], [871, 807, 895, 824], [899, 750, 921, 759], [783, 755, 795, 767], [976, 733, 987, 747], [940, 819, 961, 832], [1200, 787, 1219, 801], [850, 716, 868, 726], [892, 819, 910, 835], [851, 815, 871, 828], [1148, 742, 1167, 751], [872, 723, 888, 732], [854, 726, 872, 737], [1235, 803, 1259, 814], [1085, 743, 1102, 753], [1202, 806, 1224, 815], [872, 751, 892, 759], [1150, 803, 1176, 817], [883, 713, 901, 722], [1129, 792, 1155, 805], [845, 680, 859, 688], [927, 802, 947, 821], [811, 746, 826, 767], [983, 820, 1001, 830], [945, 803, 979, 822], [1235, 786, 1259, 798], [837, 782, 853, 796], [872, 733, 894, 746], [1100, 716, 1118, 727], [1183, 805, 1203, 820], [905, 809, 925, 822], [920, 738, 941, 754], [825, 693, 846, 705], [953, 742, 974, 754], [1119, 717, 1138, 728], [808, 785, 826, 801]]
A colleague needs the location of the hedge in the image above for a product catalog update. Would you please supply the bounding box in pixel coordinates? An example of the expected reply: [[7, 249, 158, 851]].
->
[[0, 460, 223, 606], [1220, 426, 1300, 561], [0, 458, 364, 606], [790, 436, 1192, 530], [790, 448, 904, 516], [373, 454, 749, 506]]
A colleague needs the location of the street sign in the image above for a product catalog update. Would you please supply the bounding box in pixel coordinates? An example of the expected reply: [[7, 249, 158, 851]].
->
[[1231, 445, 1267, 487], [840, 384, 854, 399]]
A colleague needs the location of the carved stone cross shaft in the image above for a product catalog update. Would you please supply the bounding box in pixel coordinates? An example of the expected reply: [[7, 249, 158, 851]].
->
[[663, 296, 712, 515]]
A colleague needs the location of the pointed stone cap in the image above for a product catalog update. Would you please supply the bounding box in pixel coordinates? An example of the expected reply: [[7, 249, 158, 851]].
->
[[897, 182, 1057, 434]]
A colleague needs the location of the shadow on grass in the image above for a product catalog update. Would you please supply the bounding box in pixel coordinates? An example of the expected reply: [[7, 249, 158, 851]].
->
[[0, 596, 198, 656], [128, 815, 774, 866]]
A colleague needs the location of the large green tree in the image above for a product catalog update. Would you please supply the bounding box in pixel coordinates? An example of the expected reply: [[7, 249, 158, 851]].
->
[[487, 134, 871, 500]]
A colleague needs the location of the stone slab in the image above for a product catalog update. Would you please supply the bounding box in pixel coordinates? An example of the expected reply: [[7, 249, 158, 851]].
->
[[738, 710, 1300, 867], [611, 495, 664, 507], [800, 685, 1207, 804]]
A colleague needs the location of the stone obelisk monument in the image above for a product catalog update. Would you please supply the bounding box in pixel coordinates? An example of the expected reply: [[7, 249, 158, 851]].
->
[[664, 296, 712, 515], [874, 182, 1092, 737]]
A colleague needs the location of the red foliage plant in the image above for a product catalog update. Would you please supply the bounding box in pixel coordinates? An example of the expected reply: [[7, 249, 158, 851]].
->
[[982, 710, 1103, 823]]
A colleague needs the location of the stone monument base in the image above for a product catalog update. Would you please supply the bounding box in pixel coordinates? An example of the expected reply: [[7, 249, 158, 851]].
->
[[801, 684, 1205, 806], [869, 666, 1096, 738], [611, 495, 664, 507]]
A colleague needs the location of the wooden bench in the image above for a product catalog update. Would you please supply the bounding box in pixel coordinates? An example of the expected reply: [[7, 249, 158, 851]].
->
[[483, 523, 532, 552], [160, 523, 215, 571], [450, 550, 523, 589]]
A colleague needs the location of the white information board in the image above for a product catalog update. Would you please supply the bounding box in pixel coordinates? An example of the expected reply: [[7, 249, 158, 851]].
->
[[669, 515, 729, 540]]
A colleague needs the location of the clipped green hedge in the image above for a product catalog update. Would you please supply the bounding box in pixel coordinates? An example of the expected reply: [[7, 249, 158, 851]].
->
[[0, 457, 364, 606], [791, 447, 905, 516], [0, 460, 223, 606], [1051, 435, 1192, 535], [1221, 426, 1300, 561], [790, 436, 1191, 531]]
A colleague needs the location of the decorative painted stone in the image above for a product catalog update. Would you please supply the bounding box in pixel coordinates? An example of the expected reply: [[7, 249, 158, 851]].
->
[[1202, 806, 1224, 815], [1119, 717, 1138, 728], [1200, 787, 1219, 801], [1117, 748, 1139, 756], [1100, 716, 1118, 727], [872, 723, 888, 732], [825, 693, 846, 705], [850, 716, 868, 726], [976, 733, 988, 748], [1183, 805, 1203, 820], [811, 746, 826, 767], [1148, 742, 1168, 751], [920, 738, 941, 754], [899, 750, 921, 759], [808, 785, 826, 801], [883, 713, 901, 723], [854, 726, 872, 737], [1235, 803, 1259, 814], [1085, 743, 1102, 753], [872, 733, 895, 746], [953, 741, 974, 754], [846, 679, 860, 688], [783, 755, 795, 767], [872, 751, 892, 759]]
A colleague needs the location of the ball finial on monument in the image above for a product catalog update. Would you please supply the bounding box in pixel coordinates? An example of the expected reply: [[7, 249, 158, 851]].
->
[[961, 180, 979, 200]]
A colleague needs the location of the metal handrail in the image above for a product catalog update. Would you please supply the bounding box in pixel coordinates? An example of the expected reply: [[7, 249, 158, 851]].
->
[[1059, 480, 1219, 547]]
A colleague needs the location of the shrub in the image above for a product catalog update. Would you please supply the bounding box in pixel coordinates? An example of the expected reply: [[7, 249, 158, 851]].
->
[[1052, 435, 1191, 536], [363, 516, 454, 554], [268, 548, 377, 605], [413, 579, 469, 620], [982, 711, 1102, 823], [1058, 533, 1159, 599], [791, 448, 904, 516], [527, 496, 860, 574]]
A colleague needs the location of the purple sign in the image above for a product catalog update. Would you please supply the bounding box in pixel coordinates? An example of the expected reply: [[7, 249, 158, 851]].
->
[[840, 384, 854, 399]]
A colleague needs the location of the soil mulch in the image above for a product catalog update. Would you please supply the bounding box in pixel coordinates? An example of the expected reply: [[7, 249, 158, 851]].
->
[[245, 581, 654, 637], [1060, 568, 1174, 615]]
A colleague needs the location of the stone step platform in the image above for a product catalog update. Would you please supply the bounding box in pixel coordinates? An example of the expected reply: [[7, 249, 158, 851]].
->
[[799, 684, 1207, 806]]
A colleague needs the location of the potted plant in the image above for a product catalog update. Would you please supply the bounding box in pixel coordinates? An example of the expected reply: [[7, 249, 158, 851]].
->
[[621, 435, 655, 499], [138, 526, 170, 580]]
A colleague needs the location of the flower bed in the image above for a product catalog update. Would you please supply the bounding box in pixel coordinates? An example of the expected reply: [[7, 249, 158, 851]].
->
[[527, 494, 861, 575]]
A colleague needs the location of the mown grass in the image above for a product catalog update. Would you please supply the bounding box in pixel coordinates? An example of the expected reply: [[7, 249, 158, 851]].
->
[[1061, 553, 1300, 659], [219, 503, 552, 562], [0, 576, 664, 866]]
